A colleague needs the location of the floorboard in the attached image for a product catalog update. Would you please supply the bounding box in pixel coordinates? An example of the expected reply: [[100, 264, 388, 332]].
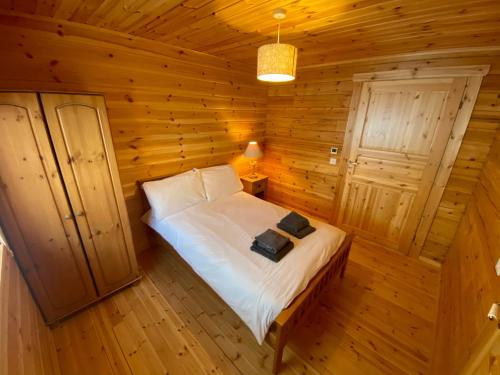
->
[[10, 238, 440, 374]]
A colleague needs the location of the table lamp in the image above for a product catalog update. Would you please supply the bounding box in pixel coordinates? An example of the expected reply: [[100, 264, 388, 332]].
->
[[244, 141, 263, 178]]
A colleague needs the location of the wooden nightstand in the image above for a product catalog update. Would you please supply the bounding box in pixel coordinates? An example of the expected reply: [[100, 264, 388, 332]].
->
[[241, 174, 268, 199]]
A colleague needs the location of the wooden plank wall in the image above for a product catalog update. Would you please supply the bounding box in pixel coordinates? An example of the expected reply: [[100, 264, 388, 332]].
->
[[422, 64, 499, 262], [0, 13, 267, 252], [0, 245, 61, 374], [261, 50, 500, 263], [0, 12, 497, 263], [431, 128, 500, 374]]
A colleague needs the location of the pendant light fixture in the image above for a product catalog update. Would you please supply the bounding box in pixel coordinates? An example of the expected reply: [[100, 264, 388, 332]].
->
[[257, 8, 298, 82]]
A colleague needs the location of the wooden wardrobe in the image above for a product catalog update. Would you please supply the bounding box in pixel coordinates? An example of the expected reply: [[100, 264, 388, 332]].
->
[[0, 92, 139, 323]]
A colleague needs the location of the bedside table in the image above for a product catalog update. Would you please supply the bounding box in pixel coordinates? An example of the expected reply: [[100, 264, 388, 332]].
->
[[241, 174, 268, 199]]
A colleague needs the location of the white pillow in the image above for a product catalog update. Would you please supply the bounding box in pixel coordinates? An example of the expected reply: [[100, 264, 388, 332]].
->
[[142, 169, 206, 219], [199, 164, 243, 202]]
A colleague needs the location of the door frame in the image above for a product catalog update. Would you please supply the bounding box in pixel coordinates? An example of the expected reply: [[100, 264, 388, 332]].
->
[[331, 65, 489, 258]]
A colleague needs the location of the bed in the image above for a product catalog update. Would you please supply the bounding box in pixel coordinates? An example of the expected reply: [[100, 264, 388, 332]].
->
[[138, 167, 353, 373]]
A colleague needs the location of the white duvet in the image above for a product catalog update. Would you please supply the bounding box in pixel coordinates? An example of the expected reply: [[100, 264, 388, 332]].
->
[[143, 191, 346, 344]]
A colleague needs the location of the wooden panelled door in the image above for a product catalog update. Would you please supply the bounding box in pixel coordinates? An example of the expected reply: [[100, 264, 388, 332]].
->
[[0, 93, 97, 321], [40, 94, 139, 296], [337, 68, 486, 255]]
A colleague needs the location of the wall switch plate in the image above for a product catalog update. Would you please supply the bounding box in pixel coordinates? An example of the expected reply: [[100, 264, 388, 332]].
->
[[496, 258, 500, 276], [329, 157, 337, 165], [330, 147, 338, 155]]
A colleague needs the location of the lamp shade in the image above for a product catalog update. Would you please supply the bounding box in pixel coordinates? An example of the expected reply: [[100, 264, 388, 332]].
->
[[244, 141, 263, 159], [257, 43, 297, 82]]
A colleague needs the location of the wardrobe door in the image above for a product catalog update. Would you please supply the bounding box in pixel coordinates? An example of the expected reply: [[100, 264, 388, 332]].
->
[[40, 94, 139, 295], [0, 93, 97, 322]]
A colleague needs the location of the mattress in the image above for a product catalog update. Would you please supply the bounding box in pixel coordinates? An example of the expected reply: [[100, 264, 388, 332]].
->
[[142, 191, 346, 344]]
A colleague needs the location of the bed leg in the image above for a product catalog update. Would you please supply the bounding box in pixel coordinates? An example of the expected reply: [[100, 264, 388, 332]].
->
[[272, 327, 286, 374], [340, 261, 348, 278], [340, 243, 352, 279]]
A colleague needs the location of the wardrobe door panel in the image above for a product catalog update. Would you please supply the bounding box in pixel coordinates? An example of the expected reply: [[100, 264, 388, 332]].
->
[[0, 93, 97, 322], [41, 94, 138, 295]]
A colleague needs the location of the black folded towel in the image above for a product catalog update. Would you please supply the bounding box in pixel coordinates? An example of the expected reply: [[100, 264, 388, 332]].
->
[[280, 211, 309, 232], [277, 222, 316, 239], [251, 241, 294, 262], [254, 229, 290, 254]]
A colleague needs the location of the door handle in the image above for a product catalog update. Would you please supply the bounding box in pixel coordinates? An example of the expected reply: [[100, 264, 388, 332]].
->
[[348, 160, 358, 166], [488, 303, 499, 321]]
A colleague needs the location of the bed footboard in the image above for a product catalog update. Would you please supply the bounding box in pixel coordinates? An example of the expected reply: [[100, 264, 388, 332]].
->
[[267, 232, 354, 374]]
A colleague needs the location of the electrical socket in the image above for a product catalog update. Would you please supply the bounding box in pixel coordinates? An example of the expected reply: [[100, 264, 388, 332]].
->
[[329, 157, 337, 165], [330, 146, 338, 155]]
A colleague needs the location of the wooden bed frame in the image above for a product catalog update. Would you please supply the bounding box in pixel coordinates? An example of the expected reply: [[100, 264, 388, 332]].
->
[[137, 176, 353, 373], [266, 232, 352, 373]]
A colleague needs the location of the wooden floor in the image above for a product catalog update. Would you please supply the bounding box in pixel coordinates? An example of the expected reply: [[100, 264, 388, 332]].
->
[[6, 239, 441, 375]]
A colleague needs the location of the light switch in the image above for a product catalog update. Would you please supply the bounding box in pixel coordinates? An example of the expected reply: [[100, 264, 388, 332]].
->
[[329, 157, 337, 165]]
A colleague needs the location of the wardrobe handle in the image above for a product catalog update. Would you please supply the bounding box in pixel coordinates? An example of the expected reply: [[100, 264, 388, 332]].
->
[[75, 211, 85, 217], [63, 214, 73, 220]]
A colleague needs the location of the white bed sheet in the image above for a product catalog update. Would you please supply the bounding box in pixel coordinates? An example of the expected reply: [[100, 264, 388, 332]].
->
[[142, 191, 346, 344]]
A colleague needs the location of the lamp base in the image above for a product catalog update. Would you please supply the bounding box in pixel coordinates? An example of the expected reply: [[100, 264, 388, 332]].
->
[[249, 160, 258, 178]]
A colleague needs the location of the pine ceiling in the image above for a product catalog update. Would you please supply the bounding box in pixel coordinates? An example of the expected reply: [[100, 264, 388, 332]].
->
[[1, 0, 499, 67]]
